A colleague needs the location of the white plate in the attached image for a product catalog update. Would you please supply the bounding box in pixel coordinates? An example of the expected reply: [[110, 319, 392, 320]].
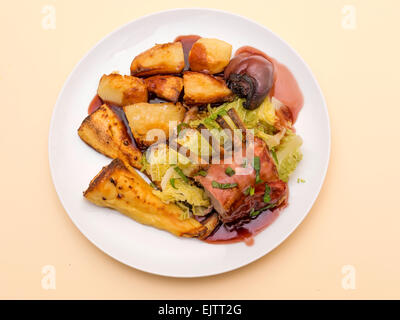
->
[[49, 8, 330, 277]]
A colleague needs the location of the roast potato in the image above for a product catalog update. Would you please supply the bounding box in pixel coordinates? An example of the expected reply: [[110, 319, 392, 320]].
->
[[189, 38, 232, 74], [124, 102, 186, 148], [144, 75, 183, 103], [84, 159, 206, 238], [183, 72, 234, 105], [78, 104, 142, 170], [130, 42, 185, 77], [97, 73, 148, 106]]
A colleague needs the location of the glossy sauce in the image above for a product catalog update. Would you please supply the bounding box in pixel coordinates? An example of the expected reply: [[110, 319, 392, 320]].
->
[[205, 208, 281, 246], [174, 35, 201, 70], [88, 94, 104, 114], [236, 46, 304, 123]]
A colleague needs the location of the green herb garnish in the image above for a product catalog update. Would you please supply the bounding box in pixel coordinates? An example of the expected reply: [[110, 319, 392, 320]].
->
[[209, 107, 228, 120], [242, 159, 248, 168], [297, 178, 306, 183], [203, 118, 217, 128], [197, 170, 208, 177], [212, 181, 238, 189], [250, 186, 255, 196], [225, 167, 235, 177], [250, 203, 275, 217], [253, 156, 260, 171], [263, 184, 271, 203], [244, 186, 253, 195], [199, 106, 229, 129], [174, 166, 188, 183], [244, 186, 255, 196], [170, 178, 177, 189], [270, 147, 279, 165], [252, 156, 263, 184]]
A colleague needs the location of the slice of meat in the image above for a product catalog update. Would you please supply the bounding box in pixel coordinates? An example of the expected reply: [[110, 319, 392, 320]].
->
[[195, 137, 284, 223], [195, 161, 253, 215], [227, 180, 288, 224]]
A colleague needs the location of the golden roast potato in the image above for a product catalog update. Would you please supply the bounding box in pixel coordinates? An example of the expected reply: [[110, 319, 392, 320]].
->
[[144, 75, 183, 103], [189, 38, 232, 74], [130, 42, 185, 77], [124, 102, 186, 148], [78, 104, 142, 170], [183, 72, 234, 105], [97, 73, 147, 106], [84, 159, 206, 238]]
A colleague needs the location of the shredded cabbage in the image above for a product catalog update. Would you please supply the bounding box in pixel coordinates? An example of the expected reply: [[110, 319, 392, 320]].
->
[[152, 167, 210, 217], [144, 142, 197, 182], [195, 98, 283, 149], [274, 130, 303, 182], [149, 97, 302, 213], [256, 128, 286, 149], [176, 128, 212, 159], [257, 98, 277, 126]]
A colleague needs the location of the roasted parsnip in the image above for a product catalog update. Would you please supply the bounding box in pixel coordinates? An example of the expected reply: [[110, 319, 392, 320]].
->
[[78, 104, 142, 169], [84, 159, 207, 238]]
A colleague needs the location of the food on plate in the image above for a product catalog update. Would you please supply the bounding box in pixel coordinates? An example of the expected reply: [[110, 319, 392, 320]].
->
[[183, 71, 234, 105], [130, 42, 185, 77], [174, 35, 201, 70], [78, 104, 142, 170], [84, 159, 206, 237], [235, 46, 304, 123], [79, 35, 304, 244], [97, 73, 148, 106], [144, 75, 183, 103], [194, 137, 286, 224], [224, 53, 274, 110], [189, 38, 232, 74], [274, 130, 303, 182], [123, 102, 185, 148]]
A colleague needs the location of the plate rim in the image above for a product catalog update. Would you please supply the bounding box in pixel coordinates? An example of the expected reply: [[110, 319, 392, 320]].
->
[[48, 7, 331, 278]]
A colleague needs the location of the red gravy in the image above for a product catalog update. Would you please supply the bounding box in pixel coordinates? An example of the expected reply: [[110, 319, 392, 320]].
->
[[205, 208, 281, 246], [174, 35, 201, 70], [88, 94, 103, 114], [236, 46, 304, 123]]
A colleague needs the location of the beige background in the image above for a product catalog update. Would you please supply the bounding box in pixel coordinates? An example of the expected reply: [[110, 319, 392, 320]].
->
[[1, 0, 399, 299]]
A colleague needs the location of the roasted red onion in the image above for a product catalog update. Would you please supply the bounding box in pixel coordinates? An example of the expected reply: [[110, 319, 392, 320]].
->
[[224, 54, 274, 110]]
